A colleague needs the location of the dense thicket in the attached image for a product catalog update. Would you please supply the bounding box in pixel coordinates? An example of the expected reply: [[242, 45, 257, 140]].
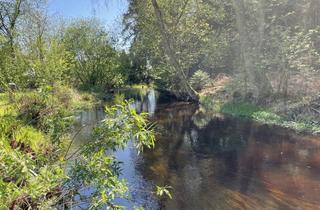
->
[[124, 0, 320, 102], [2, 0, 320, 100], [123, 0, 235, 99]]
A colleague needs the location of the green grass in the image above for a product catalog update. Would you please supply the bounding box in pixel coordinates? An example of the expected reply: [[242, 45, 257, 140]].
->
[[0, 86, 100, 207], [200, 96, 320, 134], [71, 91, 98, 110], [0, 87, 97, 111], [220, 101, 262, 117], [0, 93, 18, 116], [15, 126, 49, 153]]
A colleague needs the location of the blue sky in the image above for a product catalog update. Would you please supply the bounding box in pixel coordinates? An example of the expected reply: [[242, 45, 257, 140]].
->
[[48, 0, 128, 28]]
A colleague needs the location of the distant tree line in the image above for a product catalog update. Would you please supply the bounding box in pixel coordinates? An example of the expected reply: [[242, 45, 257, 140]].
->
[[1, 0, 320, 99], [0, 0, 142, 92]]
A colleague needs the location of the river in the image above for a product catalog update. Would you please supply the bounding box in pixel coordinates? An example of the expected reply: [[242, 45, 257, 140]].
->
[[73, 89, 320, 210]]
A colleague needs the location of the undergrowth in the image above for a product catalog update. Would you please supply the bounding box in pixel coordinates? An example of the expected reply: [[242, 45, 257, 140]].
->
[[200, 95, 320, 134]]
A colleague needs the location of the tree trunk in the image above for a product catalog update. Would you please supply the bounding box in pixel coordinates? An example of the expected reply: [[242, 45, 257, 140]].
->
[[232, 0, 272, 100], [150, 0, 198, 101]]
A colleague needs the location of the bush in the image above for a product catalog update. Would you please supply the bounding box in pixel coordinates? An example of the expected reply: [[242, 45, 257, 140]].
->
[[14, 126, 49, 154], [16, 86, 74, 142], [190, 70, 210, 91], [0, 90, 67, 209]]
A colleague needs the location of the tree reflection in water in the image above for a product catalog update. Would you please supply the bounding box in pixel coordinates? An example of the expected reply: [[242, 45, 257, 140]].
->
[[141, 102, 320, 210], [74, 94, 320, 209]]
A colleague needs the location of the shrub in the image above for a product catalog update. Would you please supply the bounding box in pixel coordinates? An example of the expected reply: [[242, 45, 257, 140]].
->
[[0, 91, 66, 209], [190, 70, 210, 91], [16, 87, 74, 142], [14, 126, 49, 154]]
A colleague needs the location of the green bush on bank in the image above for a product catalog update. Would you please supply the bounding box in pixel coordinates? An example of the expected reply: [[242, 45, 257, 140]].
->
[[0, 85, 94, 208], [0, 87, 71, 209], [190, 70, 210, 91]]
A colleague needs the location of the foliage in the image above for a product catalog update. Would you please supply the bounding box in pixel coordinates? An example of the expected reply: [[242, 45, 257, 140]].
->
[[14, 126, 49, 153], [31, 40, 74, 87], [0, 89, 70, 209], [155, 185, 172, 199], [0, 7, 129, 91], [190, 70, 211, 91], [220, 102, 262, 117], [16, 86, 74, 144], [62, 19, 125, 90], [0, 45, 29, 88], [124, 0, 320, 101], [207, 100, 320, 134], [124, 0, 235, 96], [67, 100, 155, 209], [0, 87, 157, 209]]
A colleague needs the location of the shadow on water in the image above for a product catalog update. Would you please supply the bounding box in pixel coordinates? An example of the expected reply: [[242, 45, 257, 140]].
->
[[72, 89, 320, 210], [146, 103, 320, 210]]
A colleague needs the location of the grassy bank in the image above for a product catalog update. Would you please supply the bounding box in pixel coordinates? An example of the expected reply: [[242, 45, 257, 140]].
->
[[0, 85, 98, 208], [200, 96, 320, 135], [0, 85, 159, 209]]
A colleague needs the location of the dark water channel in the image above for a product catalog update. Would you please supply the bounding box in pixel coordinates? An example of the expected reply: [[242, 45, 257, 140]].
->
[[74, 90, 320, 210]]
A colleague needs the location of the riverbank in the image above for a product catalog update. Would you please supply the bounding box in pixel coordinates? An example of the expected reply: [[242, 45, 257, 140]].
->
[[0, 85, 99, 208], [197, 74, 320, 135], [199, 95, 320, 135], [0, 84, 160, 209], [124, 82, 320, 135]]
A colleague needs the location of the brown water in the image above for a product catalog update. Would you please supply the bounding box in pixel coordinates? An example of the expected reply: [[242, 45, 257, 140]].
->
[[74, 93, 320, 210]]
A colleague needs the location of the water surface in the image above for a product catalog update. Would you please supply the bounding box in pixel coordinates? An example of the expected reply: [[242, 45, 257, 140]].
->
[[75, 91, 320, 209]]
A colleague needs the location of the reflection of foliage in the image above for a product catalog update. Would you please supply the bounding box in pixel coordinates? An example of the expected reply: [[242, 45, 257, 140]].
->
[[156, 185, 172, 199], [189, 107, 249, 155], [192, 110, 215, 129]]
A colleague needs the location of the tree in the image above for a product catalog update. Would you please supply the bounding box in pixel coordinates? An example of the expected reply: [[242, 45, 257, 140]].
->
[[124, 0, 234, 100], [232, 0, 273, 99], [0, 0, 49, 88], [63, 19, 125, 90], [0, 0, 23, 52], [150, 0, 198, 100]]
